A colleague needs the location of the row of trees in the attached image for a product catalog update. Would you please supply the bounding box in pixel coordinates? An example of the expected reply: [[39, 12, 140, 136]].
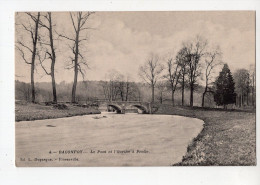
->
[[100, 70, 141, 102], [139, 36, 220, 107], [138, 36, 255, 108], [233, 66, 255, 107], [15, 79, 145, 103], [16, 12, 94, 103], [16, 63, 255, 108], [214, 63, 255, 109]]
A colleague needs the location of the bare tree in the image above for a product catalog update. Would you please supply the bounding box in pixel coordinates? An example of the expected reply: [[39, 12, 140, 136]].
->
[[118, 81, 125, 101], [249, 64, 255, 107], [139, 53, 164, 103], [164, 56, 181, 106], [16, 12, 41, 103], [102, 70, 123, 101], [122, 75, 137, 102], [117, 78, 138, 102], [101, 81, 110, 101], [201, 47, 222, 107], [234, 69, 250, 107], [37, 12, 58, 103], [156, 81, 168, 104], [125, 75, 131, 101], [176, 47, 189, 106], [58, 12, 94, 103], [184, 36, 208, 107]]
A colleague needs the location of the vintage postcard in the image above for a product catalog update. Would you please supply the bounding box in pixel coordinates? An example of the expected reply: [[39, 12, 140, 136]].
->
[[15, 11, 256, 167]]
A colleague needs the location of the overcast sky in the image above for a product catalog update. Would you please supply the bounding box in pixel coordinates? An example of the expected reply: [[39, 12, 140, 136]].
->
[[15, 11, 255, 83]]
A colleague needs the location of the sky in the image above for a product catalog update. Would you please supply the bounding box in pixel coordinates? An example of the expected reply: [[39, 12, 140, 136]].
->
[[15, 11, 255, 83]]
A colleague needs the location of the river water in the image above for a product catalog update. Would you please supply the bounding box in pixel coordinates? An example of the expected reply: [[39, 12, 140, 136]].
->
[[16, 112, 204, 166]]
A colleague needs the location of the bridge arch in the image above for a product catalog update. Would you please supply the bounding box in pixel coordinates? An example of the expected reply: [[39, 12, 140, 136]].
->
[[129, 104, 148, 114], [107, 104, 123, 113]]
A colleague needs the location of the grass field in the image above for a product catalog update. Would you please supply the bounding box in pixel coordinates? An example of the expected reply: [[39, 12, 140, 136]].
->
[[15, 102, 101, 122], [155, 105, 256, 166]]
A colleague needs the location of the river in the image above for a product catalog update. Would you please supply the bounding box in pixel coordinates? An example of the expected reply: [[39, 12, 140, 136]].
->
[[16, 112, 204, 166]]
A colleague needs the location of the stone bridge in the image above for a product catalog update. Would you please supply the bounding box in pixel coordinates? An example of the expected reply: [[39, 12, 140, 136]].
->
[[97, 100, 152, 114]]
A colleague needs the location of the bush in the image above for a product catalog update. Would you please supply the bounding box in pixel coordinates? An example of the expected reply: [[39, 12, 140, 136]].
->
[[53, 104, 68, 110]]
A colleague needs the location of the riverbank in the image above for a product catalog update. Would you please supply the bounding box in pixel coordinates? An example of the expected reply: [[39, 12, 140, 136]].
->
[[15, 102, 101, 122], [155, 104, 256, 166]]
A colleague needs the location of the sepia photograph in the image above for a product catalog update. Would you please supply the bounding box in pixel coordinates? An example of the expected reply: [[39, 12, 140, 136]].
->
[[14, 11, 256, 167]]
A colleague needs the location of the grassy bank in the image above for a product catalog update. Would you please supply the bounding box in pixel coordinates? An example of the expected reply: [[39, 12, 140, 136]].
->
[[155, 105, 256, 166], [15, 102, 101, 122]]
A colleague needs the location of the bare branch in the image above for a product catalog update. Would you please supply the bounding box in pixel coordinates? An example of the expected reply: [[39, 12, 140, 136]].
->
[[70, 13, 77, 32], [78, 51, 84, 59], [16, 41, 33, 53], [78, 64, 86, 80], [37, 13, 50, 30], [79, 60, 90, 69], [38, 52, 51, 75], [20, 23, 35, 43], [55, 29, 75, 42], [78, 38, 88, 43], [81, 27, 96, 31], [16, 46, 31, 64], [25, 12, 38, 22], [80, 12, 95, 28], [58, 33, 75, 42]]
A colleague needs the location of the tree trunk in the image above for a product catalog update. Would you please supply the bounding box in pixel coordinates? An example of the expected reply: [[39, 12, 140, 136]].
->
[[71, 66, 78, 103], [247, 92, 249, 106], [51, 69, 57, 103], [151, 84, 154, 103], [181, 70, 185, 106], [241, 90, 244, 107], [190, 83, 194, 107], [125, 83, 129, 101], [71, 46, 78, 103], [71, 19, 80, 103], [49, 13, 57, 103], [30, 12, 40, 103], [31, 61, 35, 103], [160, 91, 163, 104], [241, 90, 243, 107], [202, 92, 206, 107], [202, 86, 207, 107], [181, 73, 185, 106], [120, 90, 124, 101], [138, 90, 141, 102], [171, 89, 175, 107], [252, 75, 255, 107]]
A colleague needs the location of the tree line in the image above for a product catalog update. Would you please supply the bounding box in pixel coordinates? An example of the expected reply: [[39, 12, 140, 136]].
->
[[138, 36, 255, 108], [16, 12, 255, 109]]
